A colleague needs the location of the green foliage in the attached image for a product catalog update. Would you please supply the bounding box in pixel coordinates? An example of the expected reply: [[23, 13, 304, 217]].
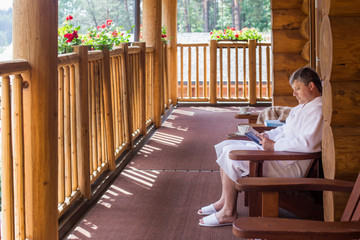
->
[[240, 0, 271, 32], [210, 26, 264, 41], [177, 0, 271, 33]]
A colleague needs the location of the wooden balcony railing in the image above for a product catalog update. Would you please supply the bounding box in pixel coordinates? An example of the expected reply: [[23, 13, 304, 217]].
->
[[177, 39, 272, 104], [0, 42, 164, 238], [0, 60, 31, 239]]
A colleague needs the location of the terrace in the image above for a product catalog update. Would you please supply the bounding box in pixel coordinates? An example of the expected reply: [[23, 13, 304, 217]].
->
[[1, 0, 360, 239]]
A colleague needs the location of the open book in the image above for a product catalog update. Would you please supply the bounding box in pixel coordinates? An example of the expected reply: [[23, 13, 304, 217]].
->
[[236, 125, 261, 145]]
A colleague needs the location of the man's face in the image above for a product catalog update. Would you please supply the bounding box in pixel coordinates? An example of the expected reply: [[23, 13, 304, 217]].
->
[[291, 80, 315, 104]]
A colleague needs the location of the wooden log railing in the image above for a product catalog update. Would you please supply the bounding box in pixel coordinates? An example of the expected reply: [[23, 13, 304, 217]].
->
[[0, 42, 168, 238], [177, 40, 272, 104], [0, 60, 31, 240]]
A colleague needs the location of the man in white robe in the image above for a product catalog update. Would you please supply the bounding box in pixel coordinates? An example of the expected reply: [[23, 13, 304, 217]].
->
[[199, 67, 323, 227]]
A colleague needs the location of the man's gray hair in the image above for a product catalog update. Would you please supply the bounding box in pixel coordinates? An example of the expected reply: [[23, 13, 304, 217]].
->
[[289, 67, 322, 94]]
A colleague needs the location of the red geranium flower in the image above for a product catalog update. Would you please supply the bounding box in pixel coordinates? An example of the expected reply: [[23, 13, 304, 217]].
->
[[97, 26, 101, 29], [66, 15, 73, 21], [217, 36, 220, 38], [227, 26, 230, 29], [210, 32, 213, 35], [112, 31, 118, 37], [72, 30, 78, 39], [106, 19, 113, 25], [102, 24, 106, 29], [235, 34, 239, 38]]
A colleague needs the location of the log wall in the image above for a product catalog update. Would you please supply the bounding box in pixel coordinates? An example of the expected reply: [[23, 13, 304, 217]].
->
[[318, 0, 360, 221], [271, 0, 310, 106]]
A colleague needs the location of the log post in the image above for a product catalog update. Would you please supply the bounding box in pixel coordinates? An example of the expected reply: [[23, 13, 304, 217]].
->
[[73, 46, 91, 199], [162, 0, 178, 106], [209, 40, 217, 104], [123, 43, 134, 148], [13, 0, 59, 238], [133, 42, 147, 136], [143, 0, 163, 128], [248, 39, 257, 105], [102, 48, 115, 170]]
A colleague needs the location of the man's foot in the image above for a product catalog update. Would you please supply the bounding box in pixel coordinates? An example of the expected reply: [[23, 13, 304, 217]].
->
[[197, 204, 217, 215], [198, 213, 233, 227], [197, 201, 223, 215]]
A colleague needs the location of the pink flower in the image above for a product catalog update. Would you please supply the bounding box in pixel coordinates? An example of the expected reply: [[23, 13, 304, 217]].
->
[[66, 15, 73, 21], [106, 19, 113, 25]]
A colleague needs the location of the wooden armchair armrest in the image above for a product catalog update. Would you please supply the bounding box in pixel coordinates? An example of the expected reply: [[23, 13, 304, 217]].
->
[[233, 218, 360, 240], [229, 150, 321, 162], [235, 177, 354, 193]]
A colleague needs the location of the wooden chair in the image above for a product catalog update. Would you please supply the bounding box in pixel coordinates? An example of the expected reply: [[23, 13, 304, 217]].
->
[[232, 173, 360, 240], [229, 150, 322, 218]]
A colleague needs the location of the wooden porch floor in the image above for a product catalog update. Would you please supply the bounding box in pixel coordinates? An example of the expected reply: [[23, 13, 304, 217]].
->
[[62, 106, 276, 240]]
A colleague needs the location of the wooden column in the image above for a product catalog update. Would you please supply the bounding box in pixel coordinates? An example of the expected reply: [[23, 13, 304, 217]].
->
[[209, 40, 217, 104], [162, 0, 178, 106], [143, 0, 163, 128], [317, 0, 360, 221], [13, 0, 59, 238]]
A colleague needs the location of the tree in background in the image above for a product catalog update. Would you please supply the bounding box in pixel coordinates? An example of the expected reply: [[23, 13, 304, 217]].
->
[[177, 0, 270, 33], [58, 0, 134, 34]]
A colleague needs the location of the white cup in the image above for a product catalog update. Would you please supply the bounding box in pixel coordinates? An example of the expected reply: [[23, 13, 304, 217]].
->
[[237, 125, 249, 135], [238, 106, 249, 114]]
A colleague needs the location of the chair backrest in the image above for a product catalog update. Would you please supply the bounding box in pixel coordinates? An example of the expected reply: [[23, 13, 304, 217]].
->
[[341, 173, 360, 222]]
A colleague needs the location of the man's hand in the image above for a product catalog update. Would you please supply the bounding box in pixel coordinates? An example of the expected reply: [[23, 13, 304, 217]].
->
[[259, 135, 275, 151]]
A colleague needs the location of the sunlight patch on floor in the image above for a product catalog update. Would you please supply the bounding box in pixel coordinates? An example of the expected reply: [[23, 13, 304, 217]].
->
[[151, 132, 184, 147], [190, 106, 238, 112], [173, 109, 195, 116]]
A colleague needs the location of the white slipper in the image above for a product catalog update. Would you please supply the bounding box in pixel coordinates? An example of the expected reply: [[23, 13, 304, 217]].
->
[[197, 204, 217, 216], [199, 213, 232, 227]]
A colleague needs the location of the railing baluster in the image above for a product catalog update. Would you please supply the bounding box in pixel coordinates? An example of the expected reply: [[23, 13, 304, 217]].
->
[[267, 46, 271, 98], [70, 65, 78, 192], [1, 75, 15, 240], [196, 46, 199, 98], [243, 46, 247, 99], [64, 66, 71, 198], [220, 47, 223, 99], [58, 67, 65, 204], [13, 74, 25, 240], [259, 45, 263, 99], [180, 46, 184, 99], [203, 46, 207, 98], [88, 61, 93, 175], [91, 61, 97, 174], [235, 47, 239, 98], [188, 47, 191, 98], [227, 47, 231, 98]]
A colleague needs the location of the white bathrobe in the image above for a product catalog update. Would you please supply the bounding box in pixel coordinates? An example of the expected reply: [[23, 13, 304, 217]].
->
[[216, 97, 323, 181]]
